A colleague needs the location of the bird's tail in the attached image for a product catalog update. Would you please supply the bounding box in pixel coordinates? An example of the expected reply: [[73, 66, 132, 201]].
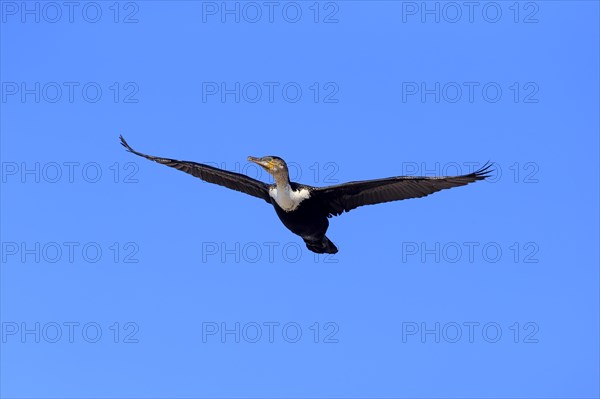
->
[[304, 236, 338, 254]]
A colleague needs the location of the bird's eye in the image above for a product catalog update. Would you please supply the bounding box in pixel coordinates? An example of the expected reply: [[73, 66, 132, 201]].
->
[[264, 157, 273, 162]]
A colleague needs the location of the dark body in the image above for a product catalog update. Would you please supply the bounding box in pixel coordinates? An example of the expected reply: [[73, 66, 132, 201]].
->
[[268, 183, 332, 251]]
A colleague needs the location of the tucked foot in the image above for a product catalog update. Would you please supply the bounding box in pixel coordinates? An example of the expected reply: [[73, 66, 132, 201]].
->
[[304, 236, 338, 254]]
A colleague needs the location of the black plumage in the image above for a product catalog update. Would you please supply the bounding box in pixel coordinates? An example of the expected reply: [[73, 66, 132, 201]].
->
[[120, 136, 492, 254]]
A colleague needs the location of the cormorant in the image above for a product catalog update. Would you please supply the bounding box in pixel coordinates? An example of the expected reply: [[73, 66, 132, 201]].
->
[[120, 136, 492, 254]]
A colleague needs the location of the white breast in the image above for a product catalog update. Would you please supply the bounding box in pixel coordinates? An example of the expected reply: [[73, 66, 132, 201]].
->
[[269, 185, 311, 212]]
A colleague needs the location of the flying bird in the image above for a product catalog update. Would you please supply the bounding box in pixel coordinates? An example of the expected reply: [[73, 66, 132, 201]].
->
[[120, 136, 492, 254]]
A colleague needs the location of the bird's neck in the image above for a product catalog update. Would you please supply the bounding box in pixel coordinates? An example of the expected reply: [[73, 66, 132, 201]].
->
[[274, 172, 291, 190], [269, 170, 310, 212]]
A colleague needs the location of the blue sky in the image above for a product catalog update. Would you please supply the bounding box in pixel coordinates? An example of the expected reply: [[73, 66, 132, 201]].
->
[[1, 1, 599, 398]]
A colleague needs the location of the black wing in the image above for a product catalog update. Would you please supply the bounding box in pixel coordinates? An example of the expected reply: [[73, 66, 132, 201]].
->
[[120, 135, 270, 202], [312, 163, 493, 217]]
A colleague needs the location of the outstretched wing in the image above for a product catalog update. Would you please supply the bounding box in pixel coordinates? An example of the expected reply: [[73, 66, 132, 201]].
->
[[312, 163, 493, 217], [120, 135, 271, 202]]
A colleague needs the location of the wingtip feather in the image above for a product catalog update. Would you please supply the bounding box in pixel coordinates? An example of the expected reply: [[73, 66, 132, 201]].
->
[[119, 135, 135, 153], [473, 161, 495, 180]]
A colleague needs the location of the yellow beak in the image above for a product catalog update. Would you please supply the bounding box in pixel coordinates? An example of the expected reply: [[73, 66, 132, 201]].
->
[[248, 156, 273, 171]]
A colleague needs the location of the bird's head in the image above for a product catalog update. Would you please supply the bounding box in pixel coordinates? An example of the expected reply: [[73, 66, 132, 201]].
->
[[248, 155, 289, 180]]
